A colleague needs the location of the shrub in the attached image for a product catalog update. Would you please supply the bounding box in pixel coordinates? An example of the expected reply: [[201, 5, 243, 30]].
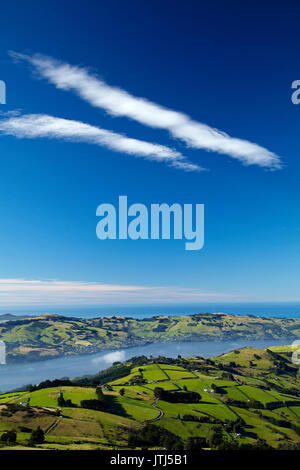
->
[[29, 426, 45, 444], [1, 431, 17, 443]]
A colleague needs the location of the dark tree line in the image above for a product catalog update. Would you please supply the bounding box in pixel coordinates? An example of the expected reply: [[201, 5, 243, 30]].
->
[[154, 387, 201, 403], [128, 424, 183, 450]]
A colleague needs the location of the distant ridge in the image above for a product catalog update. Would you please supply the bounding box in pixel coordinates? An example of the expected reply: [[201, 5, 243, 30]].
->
[[0, 311, 299, 364], [0, 313, 36, 323]]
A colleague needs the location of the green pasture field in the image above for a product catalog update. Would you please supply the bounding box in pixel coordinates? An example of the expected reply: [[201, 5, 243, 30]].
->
[[222, 386, 249, 401], [238, 385, 279, 405], [27, 386, 97, 407], [188, 403, 237, 421], [141, 382, 179, 392], [110, 395, 159, 421], [163, 369, 196, 380], [158, 364, 187, 371], [139, 364, 169, 381], [155, 418, 212, 440], [0, 392, 22, 403]]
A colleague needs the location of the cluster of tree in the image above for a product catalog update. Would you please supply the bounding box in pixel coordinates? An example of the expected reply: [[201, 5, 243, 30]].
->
[[154, 387, 201, 403], [221, 371, 235, 380], [224, 417, 245, 434], [265, 400, 300, 410], [96, 386, 107, 402], [79, 386, 108, 411], [205, 359, 215, 366], [0, 431, 16, 443], [264, 379, 300, 397], [211, 383, 226, 394], [266, 349, 286, 361], [2, 426, 46, 446], [277, 442, 300, 450], [75, 364, 131, 386], [208, 425, 223, 447], [130, 356, 150, 367], [186, 436, 207, 450], [218, 364, 239, 373], [266, 349, 298, 376], [128, 375, 146, 385], [216, 439, 272, 451], [256, 413, 292, 429], [228, 361, 237, 367], [57, 392, 77, 408], [225, 398, 264, 409], [182, 414, 217, 424], [28, 378, 72, 392], [128, 424, 184, 450], [153, 324, 168, 332], [29, 426, 45, 445], [19, 426, 32, 433], [274, 361, 297, 375]]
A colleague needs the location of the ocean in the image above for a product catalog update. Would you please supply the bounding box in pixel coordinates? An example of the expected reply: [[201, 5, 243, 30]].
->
[[1, 302, 300, 319]]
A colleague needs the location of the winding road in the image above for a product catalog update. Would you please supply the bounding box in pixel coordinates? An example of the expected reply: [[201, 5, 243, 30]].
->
[[146, 398, 164, 423]]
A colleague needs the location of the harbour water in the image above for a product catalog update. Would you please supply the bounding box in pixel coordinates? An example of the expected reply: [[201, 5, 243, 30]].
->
[[0, 337, 293, 393]]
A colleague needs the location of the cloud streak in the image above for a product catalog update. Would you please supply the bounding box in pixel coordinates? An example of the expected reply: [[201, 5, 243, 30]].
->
[[0, 278, 239, 306], [11, 52, 282, 169], [0, 113, 201, 171]]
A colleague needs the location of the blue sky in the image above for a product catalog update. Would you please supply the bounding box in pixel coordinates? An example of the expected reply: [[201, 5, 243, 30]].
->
[[0, 0, 299, 308]]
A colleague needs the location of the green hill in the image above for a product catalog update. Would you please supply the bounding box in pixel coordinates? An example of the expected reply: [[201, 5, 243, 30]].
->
[[0, 345, 300, 450], [1, 312, 300, 363]]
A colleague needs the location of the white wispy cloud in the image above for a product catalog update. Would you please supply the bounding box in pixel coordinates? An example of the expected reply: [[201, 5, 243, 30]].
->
[[0, 278, 239, 306], [0, 113, 201, 171], [11, 52, 282, 169]]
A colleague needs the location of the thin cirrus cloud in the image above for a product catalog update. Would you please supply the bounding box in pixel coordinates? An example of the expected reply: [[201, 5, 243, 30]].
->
[[0, 113, 202, 171], [10, 51, 283, 170], [0, 278, 239, 306]]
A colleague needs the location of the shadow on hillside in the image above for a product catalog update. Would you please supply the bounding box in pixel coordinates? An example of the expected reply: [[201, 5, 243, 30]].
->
[[193, 401, 218, 406], [243, 429, 258, 439], [105, 395, 130, 418]]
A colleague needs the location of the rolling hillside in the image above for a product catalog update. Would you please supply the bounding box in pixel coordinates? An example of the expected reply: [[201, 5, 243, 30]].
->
[[0, 345, 300, 450], [1, 312, 300, 363]]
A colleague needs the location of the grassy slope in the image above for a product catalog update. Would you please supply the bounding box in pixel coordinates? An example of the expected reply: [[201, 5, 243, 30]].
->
[[0, 345, 300, 449]]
